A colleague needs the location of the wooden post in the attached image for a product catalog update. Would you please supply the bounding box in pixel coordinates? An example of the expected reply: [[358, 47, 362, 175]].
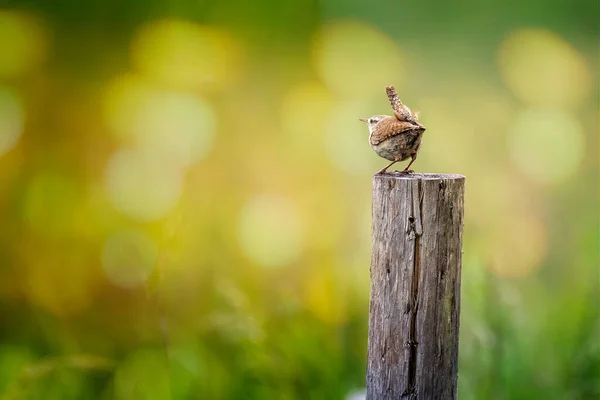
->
[[367, 173, 465, 399]]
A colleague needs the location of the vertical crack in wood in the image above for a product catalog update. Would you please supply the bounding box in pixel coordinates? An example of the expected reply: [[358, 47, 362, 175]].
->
[[404, 180, 422, 398], [429, 180, 444, 395]]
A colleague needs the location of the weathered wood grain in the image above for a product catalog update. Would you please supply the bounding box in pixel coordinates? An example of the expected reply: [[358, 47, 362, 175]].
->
[[367, 173, 465, 400]]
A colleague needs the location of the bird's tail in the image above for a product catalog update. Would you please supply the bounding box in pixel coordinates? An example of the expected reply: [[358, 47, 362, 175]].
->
[[386, 85, 416, 122], [386, 85, 403, 112]]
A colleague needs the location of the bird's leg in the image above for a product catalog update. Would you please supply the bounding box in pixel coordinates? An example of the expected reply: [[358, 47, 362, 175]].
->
[[377, 160, 397, 174], [402, 155, 417, 173], [395, 155, 417, 174]]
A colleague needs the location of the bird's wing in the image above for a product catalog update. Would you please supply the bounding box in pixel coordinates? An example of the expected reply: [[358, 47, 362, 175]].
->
[[370, 118, 421, 146]]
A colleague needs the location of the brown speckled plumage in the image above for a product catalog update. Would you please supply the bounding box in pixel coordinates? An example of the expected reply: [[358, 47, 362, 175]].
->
[[360, 86, 425, 174]]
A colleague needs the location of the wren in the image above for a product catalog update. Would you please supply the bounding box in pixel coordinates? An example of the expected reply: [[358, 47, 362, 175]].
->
[[360, 86, 425, 174]]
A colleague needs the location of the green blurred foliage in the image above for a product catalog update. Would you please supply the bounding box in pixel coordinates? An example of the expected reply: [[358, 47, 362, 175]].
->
[[0, 0, 598, 399]]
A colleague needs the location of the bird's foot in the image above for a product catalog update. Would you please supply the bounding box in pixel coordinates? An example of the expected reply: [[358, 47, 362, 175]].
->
[[376, 168, 389, 175], [394, 169, 414, 174]]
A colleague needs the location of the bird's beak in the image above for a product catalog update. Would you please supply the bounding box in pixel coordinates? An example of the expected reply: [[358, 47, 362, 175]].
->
[[359, 118, 368, 123]]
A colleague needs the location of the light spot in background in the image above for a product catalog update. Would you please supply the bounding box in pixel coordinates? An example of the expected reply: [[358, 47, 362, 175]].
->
[[416, 97, 468, 172], [132, 92, 215, 167], [0, 87, 24, 156], [238, 195, 303, 268], [114, 349, 170, 400], [0, 11, 46, 78], [103, 75, 216, 168], [102, 229, 158, 288], [131, 19, 240, 91], [24, 172, 80, 237], [312, 20, 404, 99], [488, 214, 547, 278], [508, 109, 584, 184], [345, 389, 366, 400], [324, 101, 377, 174], [465, 169, 522, 227], [105, 148, 183, 221], [280, 82, 335, 152], [498, 28, 591, 108]]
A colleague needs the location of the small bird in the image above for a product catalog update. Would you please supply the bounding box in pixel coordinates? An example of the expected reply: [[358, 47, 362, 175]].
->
[[360, 86, 426, 174]]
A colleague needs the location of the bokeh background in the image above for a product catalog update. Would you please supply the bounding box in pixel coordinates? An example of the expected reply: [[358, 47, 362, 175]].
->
[[0, 0, 598, 398]]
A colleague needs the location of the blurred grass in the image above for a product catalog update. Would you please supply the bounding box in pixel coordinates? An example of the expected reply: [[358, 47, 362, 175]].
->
[[0, 0, 598, 399]]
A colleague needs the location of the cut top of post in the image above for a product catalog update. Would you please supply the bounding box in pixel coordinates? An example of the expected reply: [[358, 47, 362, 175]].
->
[[373, 172, 465, 181]]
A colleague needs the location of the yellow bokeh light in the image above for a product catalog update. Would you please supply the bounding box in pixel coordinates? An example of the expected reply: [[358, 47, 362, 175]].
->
[[131, 92, 215, 167], [0, 87, 24, 156], [498, 28, 591, 108], [102, 229, 158, 288], [508, 108, 584, 184], [280, 82, 335, 154], [238, 194, 303, 268], [416, 97, 470, 172], [488, 215, 547, 278], [104, 75, 216, 167], [104, 148, 183, 221], [0, 11, 46, 78], [312, 20, 404, 99], [323, 101, 378, 174], [131, 19, 240, 91], [465, 169, 525, 227]]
